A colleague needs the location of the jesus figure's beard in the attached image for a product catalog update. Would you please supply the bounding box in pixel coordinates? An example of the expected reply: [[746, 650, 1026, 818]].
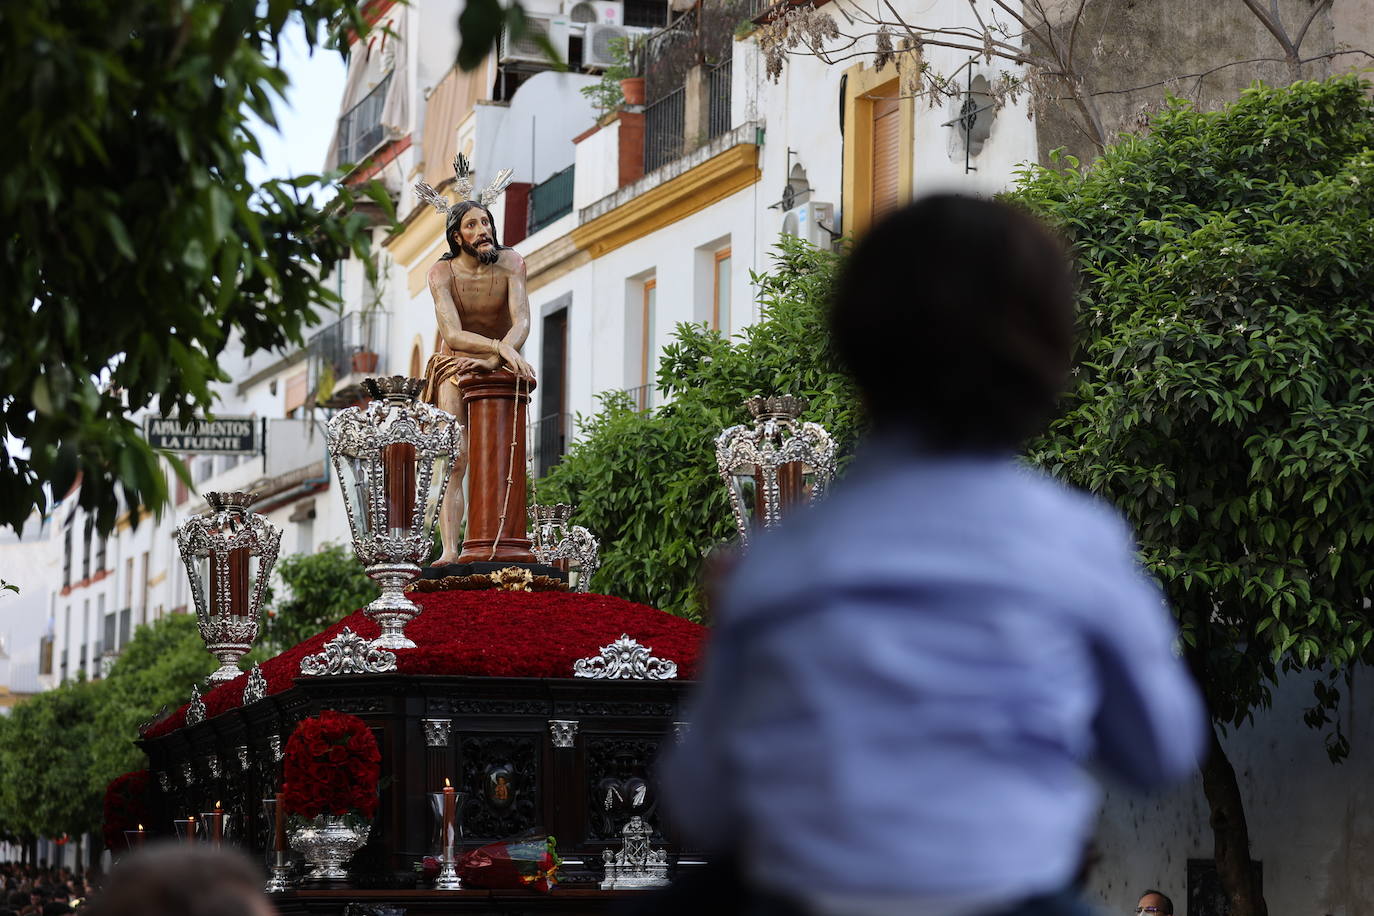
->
[[462, 239, 500, 265]]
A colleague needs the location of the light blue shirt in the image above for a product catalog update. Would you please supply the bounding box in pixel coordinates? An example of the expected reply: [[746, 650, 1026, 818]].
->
[[662, 438, 1207, 903]]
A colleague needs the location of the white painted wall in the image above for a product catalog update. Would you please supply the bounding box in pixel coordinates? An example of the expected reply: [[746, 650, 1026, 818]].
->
[[1089, 666, 1374, 915], [488, 70, 601, 186]]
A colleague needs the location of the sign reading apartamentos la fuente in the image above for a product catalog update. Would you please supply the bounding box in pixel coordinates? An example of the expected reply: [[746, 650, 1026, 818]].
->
[[143, 417, 259, 454]]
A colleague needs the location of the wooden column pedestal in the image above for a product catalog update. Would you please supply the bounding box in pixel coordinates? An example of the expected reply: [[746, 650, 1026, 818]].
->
[[457, 370, 536, 564]]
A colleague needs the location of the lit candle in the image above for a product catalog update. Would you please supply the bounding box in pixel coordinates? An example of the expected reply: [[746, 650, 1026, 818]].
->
[[185, 814, 197, 845], [133, 824, 145, 847], [274, 791, 287, 853], [211, 801, 224, 846], [442, 778, 456, 853]]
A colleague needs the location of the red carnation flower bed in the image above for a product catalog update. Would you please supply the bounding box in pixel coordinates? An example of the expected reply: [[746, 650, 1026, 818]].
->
[[103, 769, 151, 851], [144, 590, 705, 738]]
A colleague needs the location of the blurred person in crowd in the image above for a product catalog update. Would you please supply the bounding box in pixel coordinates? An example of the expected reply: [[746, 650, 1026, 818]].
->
[[659, 194, 1207, 916], [1134, 890, 1173, 915], [83, 844, 272, 916], [40, 903, 69, 916]]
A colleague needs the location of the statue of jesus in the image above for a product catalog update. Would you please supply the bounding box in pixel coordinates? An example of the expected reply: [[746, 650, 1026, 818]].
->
[[417, 161, 536, 565]]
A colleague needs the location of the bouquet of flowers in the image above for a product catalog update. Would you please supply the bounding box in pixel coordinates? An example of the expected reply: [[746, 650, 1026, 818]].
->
[[459, 834, 562, 893], [102, 770, 150, 851], [281, 709, 381, 821]]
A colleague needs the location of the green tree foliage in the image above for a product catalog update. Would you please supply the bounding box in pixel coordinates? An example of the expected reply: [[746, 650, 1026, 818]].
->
[[1013, 76, 1374, 916], [89, 614, 218, 793], [539, 238, 862, 618], [264, 542, 376, 649], [0, 678, 105, 839], [0, 1, 391, 535]]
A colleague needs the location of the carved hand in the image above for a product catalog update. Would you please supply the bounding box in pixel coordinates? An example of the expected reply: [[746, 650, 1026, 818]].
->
[[497, 342, 536, 380]]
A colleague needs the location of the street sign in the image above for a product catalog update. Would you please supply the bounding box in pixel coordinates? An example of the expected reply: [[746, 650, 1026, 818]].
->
[[143, 416, 260, 455]]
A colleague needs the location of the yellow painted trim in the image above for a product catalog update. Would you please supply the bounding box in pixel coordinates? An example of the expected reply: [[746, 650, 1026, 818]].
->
[[570, 144, 761, 260], [386, 204, 447, 266], [147, 571, 167, 587], [406, 238, 447, 296], [527, 248, 591, 294], [842, 64, 915, 238]]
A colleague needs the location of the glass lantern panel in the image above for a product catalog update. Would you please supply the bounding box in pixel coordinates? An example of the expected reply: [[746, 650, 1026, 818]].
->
[[245, 552, 263, 616], [192, 550, 212, 618], [730, 472, 760, 530], [338, 454, 372, 541], [422, 454, 451, 537]]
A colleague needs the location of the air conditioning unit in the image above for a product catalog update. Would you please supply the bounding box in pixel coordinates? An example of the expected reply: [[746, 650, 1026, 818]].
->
[[564, 0, 622, 26], [781, 201, 836, 248], [500, 14, 571, 66], [583, 23, 647, 68]]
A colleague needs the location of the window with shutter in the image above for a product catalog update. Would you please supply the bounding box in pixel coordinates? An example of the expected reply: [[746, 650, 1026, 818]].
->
[[871, 96, 901, 222]]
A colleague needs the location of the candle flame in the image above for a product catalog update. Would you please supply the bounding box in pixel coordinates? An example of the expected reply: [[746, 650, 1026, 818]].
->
[[137, 824, 143, 831], [215, 800, 222, 810], [445, 777, 451, 788], [187, 815, 195, 823]]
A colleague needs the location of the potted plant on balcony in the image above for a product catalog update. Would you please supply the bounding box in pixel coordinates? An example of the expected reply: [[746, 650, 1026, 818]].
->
[[351, 345, 379, 374], [581, 37, 640, 115]]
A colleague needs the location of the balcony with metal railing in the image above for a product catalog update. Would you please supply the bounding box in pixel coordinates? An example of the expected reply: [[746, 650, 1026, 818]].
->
[[707, 58, 732, 140], [529, 412, 575, 478], [337, 73, 393, 166], [624, 384, 653, 412], [307, 310, 390, 409], [644, 87, 686, 173], [528, 165, 576, 235]]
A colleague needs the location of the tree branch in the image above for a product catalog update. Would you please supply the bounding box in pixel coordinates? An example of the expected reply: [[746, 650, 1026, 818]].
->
[[1293, 0, 1333, 51], [1240, 0, 1297, 57]]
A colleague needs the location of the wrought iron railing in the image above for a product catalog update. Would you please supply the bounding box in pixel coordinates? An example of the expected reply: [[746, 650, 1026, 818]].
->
[[644, 87, 686, 173], [337, 73, 392, 165], [707, 58, 732, 140], [624, 384, 653, 412], [528, 165, 575, 234], [307, 310, 389, 401], [529, 412, 574, 478]]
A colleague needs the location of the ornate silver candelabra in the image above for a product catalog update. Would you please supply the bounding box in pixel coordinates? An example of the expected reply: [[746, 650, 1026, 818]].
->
[[529, 503, 601, 592], [714, 395, 836, 546], [176, 492, 281, 683], [327, 376, 462, 650]]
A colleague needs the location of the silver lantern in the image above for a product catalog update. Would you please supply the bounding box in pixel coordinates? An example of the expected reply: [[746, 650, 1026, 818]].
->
[[177, 492, 281, 683], [327, 376, 461, 650], [529, 503, 601, 593], [714, 395, 836, 546]]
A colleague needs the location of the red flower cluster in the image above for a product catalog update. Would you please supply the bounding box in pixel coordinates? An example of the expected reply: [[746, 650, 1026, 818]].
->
[[102, 770, 150, 851], [281, 710, 381, 819], [144, 590, 706, 738]]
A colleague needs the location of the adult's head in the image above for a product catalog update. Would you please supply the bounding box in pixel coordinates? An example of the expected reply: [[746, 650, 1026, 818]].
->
[[441, 200, 501, 265], [1136, 889, 1174, 915], [830, 193, 1076, 451], [83, 843, 272, 916]]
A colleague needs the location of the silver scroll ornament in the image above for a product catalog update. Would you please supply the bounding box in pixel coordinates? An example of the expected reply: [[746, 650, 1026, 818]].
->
[[529, 504, 601, 593], [176, 491, 282, 683], [327, 376, 461, 650], [600, 815, 670, 889], [186, 684, 207, 725], [299, 628, 399, 676], [242, 664, 268, 705], [573, 635, 677, 680], [715, 395, 836, 546]]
